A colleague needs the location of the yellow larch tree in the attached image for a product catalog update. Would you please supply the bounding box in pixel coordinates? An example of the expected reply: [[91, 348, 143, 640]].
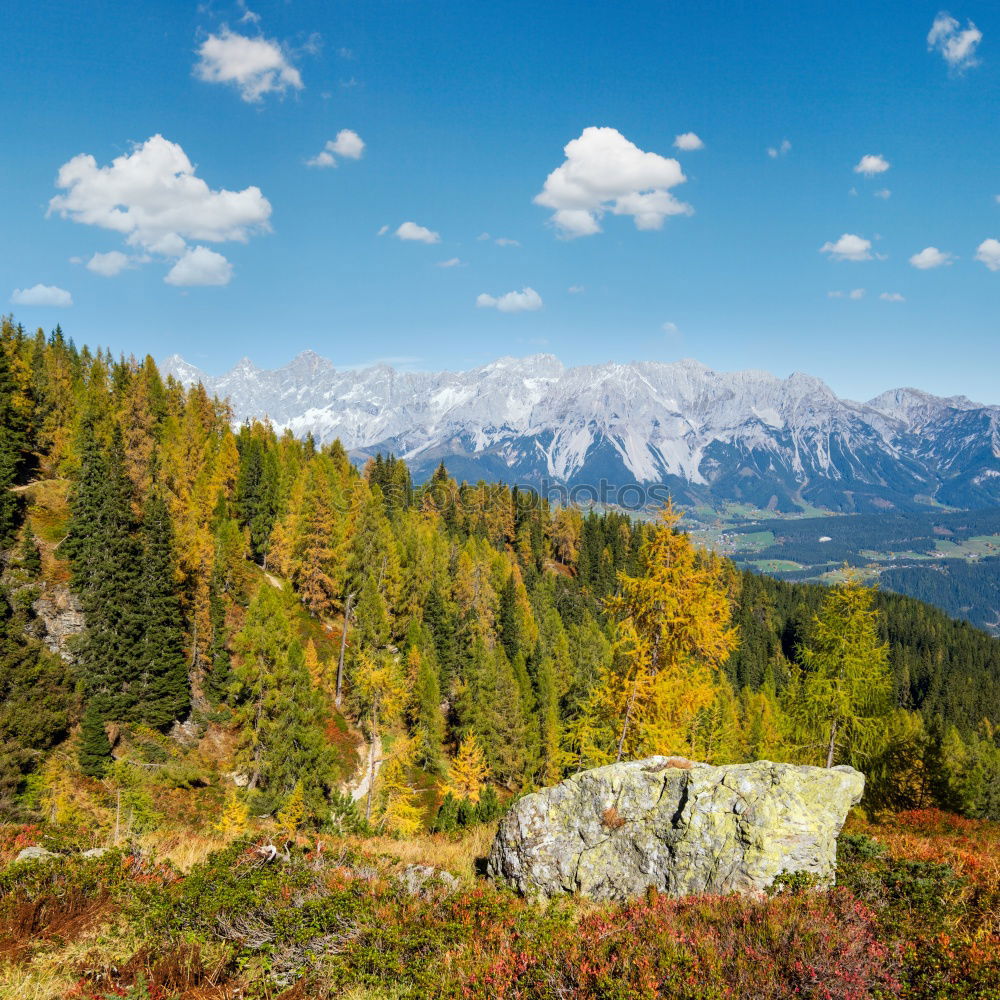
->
[[444, 733, 489, 803], [581, 501, 739, 764]]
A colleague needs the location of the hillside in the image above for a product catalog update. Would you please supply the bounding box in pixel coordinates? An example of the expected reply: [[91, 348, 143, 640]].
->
[[2, 321, 999, 998]]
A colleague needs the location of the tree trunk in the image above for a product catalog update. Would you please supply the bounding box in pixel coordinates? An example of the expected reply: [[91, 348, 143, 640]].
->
[[616, 668, 642, 763], [825, 717, 838, 768], [336, 591, 354, 708]]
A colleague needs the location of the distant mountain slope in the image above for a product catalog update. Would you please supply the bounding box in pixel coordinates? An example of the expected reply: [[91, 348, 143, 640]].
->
[[161, 352, 1000, 513]]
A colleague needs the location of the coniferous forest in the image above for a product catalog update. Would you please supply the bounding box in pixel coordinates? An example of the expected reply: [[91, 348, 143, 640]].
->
[[2, 317, 999, 998]]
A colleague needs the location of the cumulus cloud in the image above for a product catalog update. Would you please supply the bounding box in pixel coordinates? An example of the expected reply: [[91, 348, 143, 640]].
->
[[476, 287, 543, 312], [854, 154, 890, 176], [437, 257, 463, 268], [164, 246, 233, 286], [495, 237, 521, 247], [975, 238, 1000, 271], [11, 284, 73, 307], [673, 132, 704, 151], [662, 321, 680, 333], [820, 234, 873, 262], [909, 246, 953, 269], [880, 292, 906, 302], [534, 127, 691, 238], [928, 12, 982, 71], [767, 139, 791, 158], [567, 284, 585, 294], [394, 222, 440, 244], [828, 289, 865, 299], [194, 28, 303, 102], [48, 134, 272, 268], [875, 188, 892, 199], [307, 129, 365, 167], [377, 225, 389, 236], [84, 250, 136, 277]]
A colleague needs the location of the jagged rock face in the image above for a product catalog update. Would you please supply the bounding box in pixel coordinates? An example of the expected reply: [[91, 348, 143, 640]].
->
[[29, 586, 85, 660], [160, 351, 1000, 512], [487, 757, 864, 901]]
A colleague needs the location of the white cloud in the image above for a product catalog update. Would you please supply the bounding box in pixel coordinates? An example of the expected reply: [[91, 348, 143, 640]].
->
[[437, 257, 463, 268], [377, 225, 389, 236], [11, 284, 73, 307], [85, 250, 133, 277], [854, 154, 890, 176], [820, 233, 873, 262], [875, 188, 891, 199], [476, 232, 491, 241], [164, 246, 233, 286], [495, 237, 521, 247], [673, 132, 704, 151], [567, 284, 585, 294], [995, 195, 1000, 205], [236, 0, 260, 25], [767, 139, 791, 158], [394, 221, 440, 244], [827, 289, 865, 299], [909, 246, 953, 269], [975, 238, 1000, 271], [662, 321, 679, 333], [476, 287, 543, 312], [880, 292, 906, 302], [48, 135, 271, 265], [307, 129, 365, 167], [928, 12, 982, 71], [534, 126, 691, 238], [194, 28, 303, 102]]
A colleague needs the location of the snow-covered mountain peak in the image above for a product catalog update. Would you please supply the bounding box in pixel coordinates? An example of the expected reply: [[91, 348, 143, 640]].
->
[[158, 350, 1000, 511]]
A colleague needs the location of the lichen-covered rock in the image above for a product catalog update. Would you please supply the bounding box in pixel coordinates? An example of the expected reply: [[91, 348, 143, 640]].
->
[[487, 757, 864, 901], [14, 845, 59, 864]]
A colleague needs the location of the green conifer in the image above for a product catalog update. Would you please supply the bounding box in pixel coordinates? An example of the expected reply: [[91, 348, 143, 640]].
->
[[78, 702, 113, 778]]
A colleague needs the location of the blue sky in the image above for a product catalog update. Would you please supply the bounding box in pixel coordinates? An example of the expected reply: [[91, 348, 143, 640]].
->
[[3, 0, 998, 402]]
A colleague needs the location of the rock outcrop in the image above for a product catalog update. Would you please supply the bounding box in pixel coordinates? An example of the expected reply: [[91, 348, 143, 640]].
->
[[29, 585, 85, 660], [487, 757, 864, 901]]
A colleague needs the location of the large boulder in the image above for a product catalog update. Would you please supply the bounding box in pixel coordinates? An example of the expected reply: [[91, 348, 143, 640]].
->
[[487, 757, 864, 901]]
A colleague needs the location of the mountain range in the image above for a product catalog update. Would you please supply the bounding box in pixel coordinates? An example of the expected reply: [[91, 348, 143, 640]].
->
[[161, 352, 1000, 513]]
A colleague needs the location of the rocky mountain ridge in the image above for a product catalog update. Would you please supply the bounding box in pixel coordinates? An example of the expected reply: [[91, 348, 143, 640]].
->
[[161, 352, 1000, 512]]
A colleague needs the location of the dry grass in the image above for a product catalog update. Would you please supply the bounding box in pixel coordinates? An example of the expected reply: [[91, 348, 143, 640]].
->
[[347, 823, 498, 880], [138, 829, 241, 872], [0, 958, 77, 1000]]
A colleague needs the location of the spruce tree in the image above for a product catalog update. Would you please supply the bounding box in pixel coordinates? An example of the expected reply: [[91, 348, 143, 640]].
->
[[78, 702, 113, 778], [232, 586, 335, 816], [69, 426, 146, 721], [19, 523, 42, 578], [794, 574, 893, 768], [136, 490, 190, 727]]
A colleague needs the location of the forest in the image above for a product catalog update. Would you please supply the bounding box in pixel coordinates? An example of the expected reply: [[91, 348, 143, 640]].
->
[[1, 317, 999, 998]]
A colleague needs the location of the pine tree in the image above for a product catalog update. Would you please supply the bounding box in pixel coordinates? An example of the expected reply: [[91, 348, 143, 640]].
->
[[354, 575, 391, 650], [232, 586, 335, 814], [793, 574, 893, 768], [135, 490, 190, 727], [409, 644, 446, 772], [460, 642, 527, 786], [19, 523, 42, 578], [68, 426, 146, 721], [476, 784, 502, 823], [78, 703, 113, 778], [432, 792, 459, 833]]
